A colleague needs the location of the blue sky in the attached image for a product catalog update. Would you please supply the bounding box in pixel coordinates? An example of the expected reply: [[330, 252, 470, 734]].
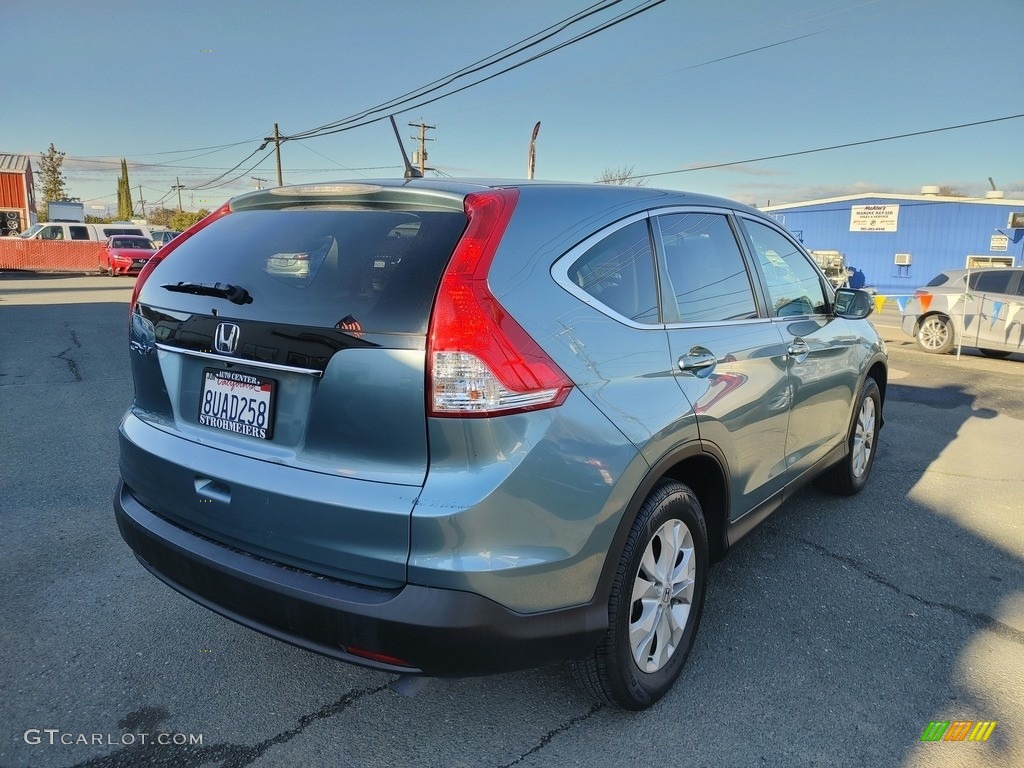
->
[[5, 0, 1022, 215]]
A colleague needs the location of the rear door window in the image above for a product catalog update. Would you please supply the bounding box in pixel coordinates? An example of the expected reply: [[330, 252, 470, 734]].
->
[[655, 212, 758, 322], [969, 270, 1013, 294], [144, 207, 467, 334]]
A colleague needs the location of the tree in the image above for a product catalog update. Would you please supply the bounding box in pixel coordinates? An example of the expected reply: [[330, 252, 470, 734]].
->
[[117, 159, 134, 220], [596, 165, 648, 186], [38, 143, 69, 221], [170, 209, 210, 231], [937, 185, 964, 197], [147, 207, 178, 228]]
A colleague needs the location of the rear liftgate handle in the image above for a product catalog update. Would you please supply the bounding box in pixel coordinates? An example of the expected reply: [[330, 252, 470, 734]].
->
[[195, 477, 231, 505]]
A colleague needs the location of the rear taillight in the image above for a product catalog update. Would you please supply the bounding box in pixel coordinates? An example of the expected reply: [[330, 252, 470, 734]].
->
[[427, 189, 572, 417], [129, 202, 232, 316]]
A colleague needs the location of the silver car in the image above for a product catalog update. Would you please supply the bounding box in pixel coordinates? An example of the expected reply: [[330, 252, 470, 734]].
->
[[114, 180, 886, 710], [901, 267, 1024, 357]]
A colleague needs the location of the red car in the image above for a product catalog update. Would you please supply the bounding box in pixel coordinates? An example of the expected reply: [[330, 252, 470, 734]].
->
[[101, 235, 157, 276]]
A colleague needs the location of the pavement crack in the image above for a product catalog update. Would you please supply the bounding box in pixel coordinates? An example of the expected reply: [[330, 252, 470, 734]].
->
[[498, 702, 605, 768], [55, 347, 83, 382], [65, 322, 82, 348], [70, 681, 392, 768], [798, 537, 1024, 648]]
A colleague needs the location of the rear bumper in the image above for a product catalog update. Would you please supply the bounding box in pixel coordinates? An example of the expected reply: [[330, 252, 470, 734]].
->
[[114, 481, 607, 676]]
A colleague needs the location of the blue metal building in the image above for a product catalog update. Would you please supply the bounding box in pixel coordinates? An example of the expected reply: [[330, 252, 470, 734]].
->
[[764, 189, 1024, 295]]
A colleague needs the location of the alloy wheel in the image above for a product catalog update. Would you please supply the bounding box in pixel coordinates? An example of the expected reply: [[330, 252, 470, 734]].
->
[[629, 519, 696, 673], [852, 396, 875, 478]]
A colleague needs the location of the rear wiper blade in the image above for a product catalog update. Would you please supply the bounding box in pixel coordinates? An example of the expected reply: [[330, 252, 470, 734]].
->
[[161, 281, 253, 305]]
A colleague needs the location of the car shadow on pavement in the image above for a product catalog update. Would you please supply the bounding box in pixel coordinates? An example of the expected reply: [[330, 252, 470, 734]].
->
[[691, 380, 1022, 768]]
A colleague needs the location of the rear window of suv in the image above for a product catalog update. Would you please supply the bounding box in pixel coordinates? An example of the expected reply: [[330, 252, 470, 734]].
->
[[144, 207, 467, 334]]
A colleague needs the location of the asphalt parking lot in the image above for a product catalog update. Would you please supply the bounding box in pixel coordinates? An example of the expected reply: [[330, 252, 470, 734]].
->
[[1, 274, 1022, 768]]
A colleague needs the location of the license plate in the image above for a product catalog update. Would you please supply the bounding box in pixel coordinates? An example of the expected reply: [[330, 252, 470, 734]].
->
[[198, 368, 275, 439]]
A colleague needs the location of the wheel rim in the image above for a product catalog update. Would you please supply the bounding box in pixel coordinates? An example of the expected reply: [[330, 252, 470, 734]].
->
[[629, 519, 695, 673], [919, 317, 949, 350], [851, 396, 876, 478]]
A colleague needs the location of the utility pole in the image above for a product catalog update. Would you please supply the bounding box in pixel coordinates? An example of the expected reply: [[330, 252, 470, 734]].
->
[[136, 185, 146, 219], [409, 121, 435, 177], [264, 123, 284, 186], [251, 177, 270, 190], [172, 177, 185, 212]]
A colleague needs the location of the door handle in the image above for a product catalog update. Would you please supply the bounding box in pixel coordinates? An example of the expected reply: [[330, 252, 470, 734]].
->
[[678, 349, 717, 373], [787, 340, 810, 362]]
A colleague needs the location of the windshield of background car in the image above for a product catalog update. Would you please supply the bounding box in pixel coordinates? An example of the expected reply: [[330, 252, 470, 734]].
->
[[143, 207, 468, 334], [112, 237, 154, 249]]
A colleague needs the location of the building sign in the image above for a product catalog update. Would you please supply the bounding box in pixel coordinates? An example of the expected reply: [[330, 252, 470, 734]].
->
[[990, 234, 1009, 252], [850, 204, 899, 232]]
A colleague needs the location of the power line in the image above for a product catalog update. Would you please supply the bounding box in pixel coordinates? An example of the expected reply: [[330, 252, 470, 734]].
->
[[289, 0, 669, 141], [287, 0, 628, 141], [190, 145, 269, 190], [631, 113, 1024, 181]]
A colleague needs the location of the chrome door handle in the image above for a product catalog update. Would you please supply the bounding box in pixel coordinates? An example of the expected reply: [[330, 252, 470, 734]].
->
[[787, 340, 810, 361], [678, 351, 717, 372]]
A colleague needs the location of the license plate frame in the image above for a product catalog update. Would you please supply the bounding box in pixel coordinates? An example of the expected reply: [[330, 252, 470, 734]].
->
[[198, 368, 276, 440]]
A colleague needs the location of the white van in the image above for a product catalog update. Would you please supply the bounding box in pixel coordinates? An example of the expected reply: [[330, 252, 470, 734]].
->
[[19, 221, 153, 242]]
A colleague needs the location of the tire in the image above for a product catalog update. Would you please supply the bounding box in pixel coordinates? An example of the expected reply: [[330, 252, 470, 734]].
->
[[916, 314, 955, 354], [979, 349, 1012, 359], [815, 377, 881, 496], [570, 480, 708, 710]]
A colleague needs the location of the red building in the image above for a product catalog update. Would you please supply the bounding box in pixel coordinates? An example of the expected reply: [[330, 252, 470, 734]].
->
[[0, 153, 38, 236]]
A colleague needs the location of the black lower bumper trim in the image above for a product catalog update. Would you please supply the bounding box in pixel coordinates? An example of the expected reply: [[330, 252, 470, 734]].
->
[[113, 481, 607, 676]]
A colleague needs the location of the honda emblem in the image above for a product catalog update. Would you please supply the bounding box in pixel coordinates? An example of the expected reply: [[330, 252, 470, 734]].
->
[[214, 323, 240, 355]]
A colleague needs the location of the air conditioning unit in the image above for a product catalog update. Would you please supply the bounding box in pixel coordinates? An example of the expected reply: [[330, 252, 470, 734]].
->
[[894, 253, 912, 266], [1008, 212, 1024, 229]]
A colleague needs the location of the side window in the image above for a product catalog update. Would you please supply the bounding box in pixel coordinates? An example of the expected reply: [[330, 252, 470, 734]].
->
[[969, 270, 1012, 294], [568, 219, 659, 324], [655, 213, 757, 322], [40, 226, 64, 240], [742, 219, 827, 317], [1016, 273, 1024, 298], [69, 226, 90, 240]]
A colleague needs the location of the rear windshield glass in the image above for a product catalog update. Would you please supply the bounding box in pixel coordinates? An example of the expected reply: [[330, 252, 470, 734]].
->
[[926, 274, 950, 287], [144, 208, 467, 334]]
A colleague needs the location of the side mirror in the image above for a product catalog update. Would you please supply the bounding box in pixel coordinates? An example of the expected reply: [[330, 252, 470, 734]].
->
[[833, 288, 874, 319]]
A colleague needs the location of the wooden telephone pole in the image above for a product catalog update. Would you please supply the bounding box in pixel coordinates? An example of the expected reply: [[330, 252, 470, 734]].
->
[[409, 121, 435, 176]]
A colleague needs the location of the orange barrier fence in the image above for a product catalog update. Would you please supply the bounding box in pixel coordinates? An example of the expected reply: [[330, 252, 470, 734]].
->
[[0, 239, 104, 272]]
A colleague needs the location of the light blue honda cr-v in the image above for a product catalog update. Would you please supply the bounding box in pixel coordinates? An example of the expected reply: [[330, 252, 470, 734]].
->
[[115, 179, 886, 709]]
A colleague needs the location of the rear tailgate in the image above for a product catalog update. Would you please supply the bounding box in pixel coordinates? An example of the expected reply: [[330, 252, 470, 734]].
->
[[123, 188, 468, 585]]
